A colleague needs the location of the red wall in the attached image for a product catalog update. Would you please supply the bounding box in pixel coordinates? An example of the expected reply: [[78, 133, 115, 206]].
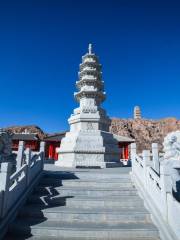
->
[[118, 142, 130, 160], [12, 140, 40, 151], [45, 141, 60, 160]]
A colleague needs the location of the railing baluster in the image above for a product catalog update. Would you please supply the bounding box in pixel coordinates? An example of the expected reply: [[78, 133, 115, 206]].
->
[[152, 143, 160, 174], [16, 141, 25, 170], [25, 148, 31, 186], [0, 162, 12, 217]]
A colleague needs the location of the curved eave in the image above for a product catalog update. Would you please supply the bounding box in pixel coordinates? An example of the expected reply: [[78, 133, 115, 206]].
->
[[76, 78, 104, 86], [74, 91, 106, 102], [76, 79, 104, 84], [82, 53, 99, 62], [80, 62, 102, 71], [79, 72, 102, 80], [78, 69, 102, 75]]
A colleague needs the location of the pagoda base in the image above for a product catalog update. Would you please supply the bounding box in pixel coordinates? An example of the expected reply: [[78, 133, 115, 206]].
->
[[55, 153, 120, 168], [55, 131, 120, 168]]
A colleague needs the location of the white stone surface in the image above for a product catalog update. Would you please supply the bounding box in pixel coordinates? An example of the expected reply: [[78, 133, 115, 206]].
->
[[163, 130, 180, 161], [56, 44, 119, 168], [130, 131, 180, 240]]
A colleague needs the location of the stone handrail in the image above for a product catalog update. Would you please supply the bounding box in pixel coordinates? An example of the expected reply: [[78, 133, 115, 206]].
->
[[0, 141, 45, 239], [131, 142, 180, 240]]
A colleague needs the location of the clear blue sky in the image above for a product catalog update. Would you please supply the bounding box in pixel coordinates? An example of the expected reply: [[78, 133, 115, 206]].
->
[[0, 0, 179, 133]]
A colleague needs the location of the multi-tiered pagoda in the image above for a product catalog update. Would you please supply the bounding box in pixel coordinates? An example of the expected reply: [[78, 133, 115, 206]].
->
[[56, 44, 119, 168]]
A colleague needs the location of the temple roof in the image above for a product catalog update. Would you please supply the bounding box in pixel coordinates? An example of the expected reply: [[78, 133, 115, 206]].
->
[[113, 134, 135, 143], [12, 133, 40, 141], [43, 132, 66, 141]]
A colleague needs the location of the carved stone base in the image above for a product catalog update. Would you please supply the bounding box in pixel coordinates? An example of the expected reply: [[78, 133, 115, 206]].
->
[[55, 153, 106, 168], [55, 153, 75, 168], [55, 130, 120, 168]]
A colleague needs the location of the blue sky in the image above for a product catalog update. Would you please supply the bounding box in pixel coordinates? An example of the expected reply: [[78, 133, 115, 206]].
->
[[0, 0, 179, 133]]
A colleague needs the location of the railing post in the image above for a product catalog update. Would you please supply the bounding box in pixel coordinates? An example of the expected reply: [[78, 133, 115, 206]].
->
[[40, 141, 45, 170], [40, 141, 45, 153], [130, 143, 136, 165], [142, 150, 151, 168], [152, 143, 160, 174], [130, 143, 137, 176], [0, 162, 12, 191], [142, 150, 151, 188], [160, 162, 172, 221], [24, 148, 31, 186], [16, 141, 25, 170], [0, 162, 12, 217]]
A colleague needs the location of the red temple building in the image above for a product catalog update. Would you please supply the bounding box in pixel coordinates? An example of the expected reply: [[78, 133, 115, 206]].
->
[[12, 131, 134, 163], [12, 133, 40, 152], [43, 132, 66, 160], [113, 134, 135, 162]]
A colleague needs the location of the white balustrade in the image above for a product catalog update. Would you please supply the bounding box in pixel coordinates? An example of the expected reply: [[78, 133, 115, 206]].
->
[[0, 141, 45, 220], [130, 135, 180, 240]]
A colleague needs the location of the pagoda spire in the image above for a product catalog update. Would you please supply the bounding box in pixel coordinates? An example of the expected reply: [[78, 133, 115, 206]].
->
[[88, 43, 92, 54]]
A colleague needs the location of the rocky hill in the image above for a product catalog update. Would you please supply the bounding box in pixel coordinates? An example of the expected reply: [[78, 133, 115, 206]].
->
[[5, 125, 46, 139], [110, 117, 180, 152]]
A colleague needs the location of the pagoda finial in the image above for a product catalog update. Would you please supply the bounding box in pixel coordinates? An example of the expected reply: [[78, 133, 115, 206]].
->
[[88, 43, 92, 54]]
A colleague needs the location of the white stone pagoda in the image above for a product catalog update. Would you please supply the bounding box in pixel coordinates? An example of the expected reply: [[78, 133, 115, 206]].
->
[[55, 44, 120, 168], [134, 106, 141, 119]]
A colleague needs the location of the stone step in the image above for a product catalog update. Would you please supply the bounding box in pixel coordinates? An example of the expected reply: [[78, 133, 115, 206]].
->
[[5, 166, 161, 240], [61, 180, 133, 188], [19, 205, 151, 224], [40, 177, 133, 187], [43, 170, 131, 181], [27, 194, 68, 206], [9, 219, 160, 239], [38, 180, 133, 189], [6, 235, 160, 240], [27, 194, 143, 209], [66, 195, 144, 209], [34, 186, 137, 197]]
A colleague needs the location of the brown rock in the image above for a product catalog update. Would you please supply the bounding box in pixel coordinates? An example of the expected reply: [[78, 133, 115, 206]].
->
[[110, 117, 180, 152], [4, 125, 46, 140]]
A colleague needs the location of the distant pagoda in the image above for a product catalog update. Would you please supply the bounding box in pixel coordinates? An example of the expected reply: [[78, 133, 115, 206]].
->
[[134, 106, 142, 119], [55, 44, 119, 168]]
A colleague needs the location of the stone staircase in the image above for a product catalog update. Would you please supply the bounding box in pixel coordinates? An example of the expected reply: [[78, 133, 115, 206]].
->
[[5, 166, 160, 240]]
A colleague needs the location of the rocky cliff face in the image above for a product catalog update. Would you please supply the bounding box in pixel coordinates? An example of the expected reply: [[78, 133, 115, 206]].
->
[[110, 117, 180, 152]]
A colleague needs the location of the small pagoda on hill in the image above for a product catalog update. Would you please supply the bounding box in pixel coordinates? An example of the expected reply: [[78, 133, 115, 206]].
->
[[55, 44, 120, 168]]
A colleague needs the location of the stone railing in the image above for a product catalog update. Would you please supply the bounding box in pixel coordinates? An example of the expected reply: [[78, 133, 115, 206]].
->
[[130, 132, 180, 240], [0, 141, 45, 238]]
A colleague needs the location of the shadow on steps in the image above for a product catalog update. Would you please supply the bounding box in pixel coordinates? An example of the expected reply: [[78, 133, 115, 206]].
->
[[4, 170, 79, 240]]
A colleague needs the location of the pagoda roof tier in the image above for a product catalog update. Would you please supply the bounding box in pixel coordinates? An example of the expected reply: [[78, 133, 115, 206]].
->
[[80, 62, 102, 71], [82, 53, 99, 63], [74, 90, 106, 102], [76, 78, 104, 86], [78, 70, 102, 80], [79, 69, 101, 76], [79, 67, 102, 74], [76, 79, 104, 89], [79, 75, 97, 82]]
